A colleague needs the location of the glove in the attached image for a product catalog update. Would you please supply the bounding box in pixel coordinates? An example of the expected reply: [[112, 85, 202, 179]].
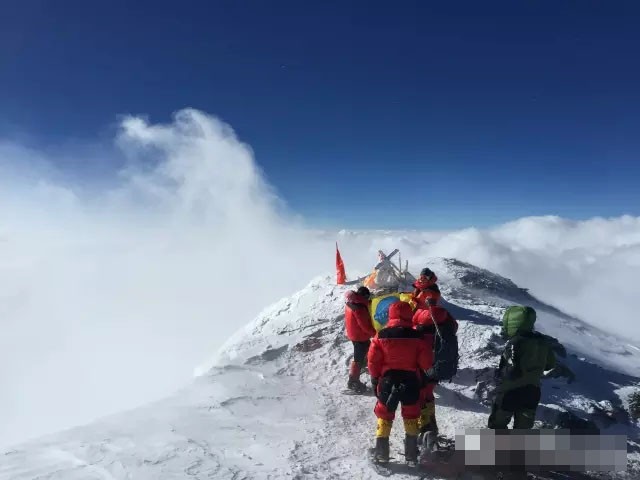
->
[[423, 369, 437, 385], [371, 377, 379, 395]]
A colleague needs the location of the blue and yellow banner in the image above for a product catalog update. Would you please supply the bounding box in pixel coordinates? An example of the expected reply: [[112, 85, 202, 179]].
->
[[369, 292, 415, 331]]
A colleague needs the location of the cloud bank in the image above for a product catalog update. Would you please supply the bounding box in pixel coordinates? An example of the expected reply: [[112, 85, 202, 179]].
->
[[430, 216, 640, 343], [1, 108, 638, 449]]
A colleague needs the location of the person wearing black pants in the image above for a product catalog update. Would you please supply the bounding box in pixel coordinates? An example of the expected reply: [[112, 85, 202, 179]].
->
[[344, 286, 376, 392]]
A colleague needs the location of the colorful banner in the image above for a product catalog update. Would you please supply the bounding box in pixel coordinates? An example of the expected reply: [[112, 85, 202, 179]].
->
[[369, 292, 416, 331]]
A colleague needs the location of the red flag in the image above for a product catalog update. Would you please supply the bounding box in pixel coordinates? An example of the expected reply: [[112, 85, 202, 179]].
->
[[336, 243, 346, 285]]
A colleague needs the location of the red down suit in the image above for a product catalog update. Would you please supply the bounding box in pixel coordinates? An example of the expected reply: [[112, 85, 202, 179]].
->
[[345, 290, 376, 342], [368, 301, 430, 420]]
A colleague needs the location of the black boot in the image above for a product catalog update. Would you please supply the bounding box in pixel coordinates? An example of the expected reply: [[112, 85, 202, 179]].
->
[[418, 430, 437, 464], [374, 437, 390, 464], [429, 414, 439, 435], [404, 435, 418, 464], [347, 378, 368, 393]]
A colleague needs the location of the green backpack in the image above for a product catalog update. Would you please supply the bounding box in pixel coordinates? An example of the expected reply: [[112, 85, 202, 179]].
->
[[502, 306, 536, 338]]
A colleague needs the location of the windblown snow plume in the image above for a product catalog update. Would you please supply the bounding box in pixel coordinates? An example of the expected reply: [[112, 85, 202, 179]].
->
[[0, 109, 328, 447]]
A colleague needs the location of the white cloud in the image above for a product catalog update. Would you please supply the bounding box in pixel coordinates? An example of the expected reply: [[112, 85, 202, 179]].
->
[[421, 216, 640, 343]]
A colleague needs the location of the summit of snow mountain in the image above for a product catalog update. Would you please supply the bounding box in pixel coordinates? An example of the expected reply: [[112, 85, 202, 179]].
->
[[1, 257, 639, 479]]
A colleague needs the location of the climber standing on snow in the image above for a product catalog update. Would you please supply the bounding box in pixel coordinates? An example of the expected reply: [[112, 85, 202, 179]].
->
[[345, 286, 377, 393], [412, 267, 441, 309], [368, 301, 430, 465], [488, 306, 560, 429], [412, 298, 459, 438]]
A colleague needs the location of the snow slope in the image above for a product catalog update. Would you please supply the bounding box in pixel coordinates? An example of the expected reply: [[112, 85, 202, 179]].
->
[[1, 257, 639, 479]]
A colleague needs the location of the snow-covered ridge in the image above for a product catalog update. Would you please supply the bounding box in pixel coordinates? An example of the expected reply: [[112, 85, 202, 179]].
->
[[2, 257, 639, 479]]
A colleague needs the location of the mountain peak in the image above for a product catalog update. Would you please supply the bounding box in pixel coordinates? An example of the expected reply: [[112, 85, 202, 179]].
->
[[2, 259, 639, 479]]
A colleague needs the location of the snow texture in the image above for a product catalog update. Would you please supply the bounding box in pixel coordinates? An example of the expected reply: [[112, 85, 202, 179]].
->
[[1, 258, 639, 479]]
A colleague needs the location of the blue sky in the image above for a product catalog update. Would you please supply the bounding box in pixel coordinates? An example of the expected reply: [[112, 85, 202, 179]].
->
[[1, 0, 639, 229]]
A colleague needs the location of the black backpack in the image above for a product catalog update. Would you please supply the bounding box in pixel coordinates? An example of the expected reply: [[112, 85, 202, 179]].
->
[[425, 320, 459, 382]]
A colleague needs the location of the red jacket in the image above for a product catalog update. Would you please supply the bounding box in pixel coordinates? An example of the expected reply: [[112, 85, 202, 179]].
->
[[413, 305, 457, 329], [368, 302, 430, 379], [412, 283, 441, 310], [413, 305, 458, 358], [345, 290, 376, 342]]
